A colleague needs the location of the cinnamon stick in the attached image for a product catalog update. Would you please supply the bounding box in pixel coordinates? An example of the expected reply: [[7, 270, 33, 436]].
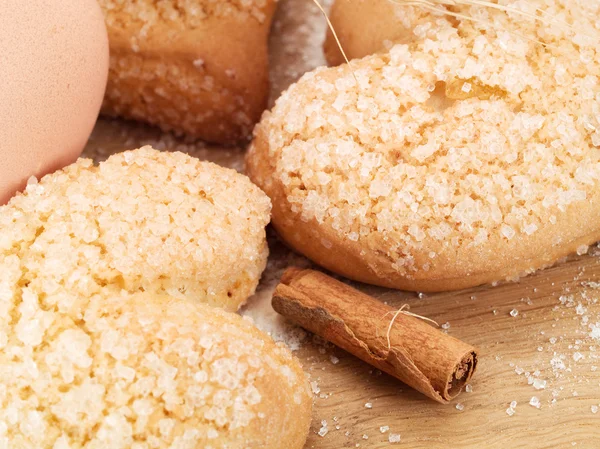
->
[[272, 268, 478, 404]]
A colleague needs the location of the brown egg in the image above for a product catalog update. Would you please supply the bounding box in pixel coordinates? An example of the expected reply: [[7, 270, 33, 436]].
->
[[0, 0, 109, 205]]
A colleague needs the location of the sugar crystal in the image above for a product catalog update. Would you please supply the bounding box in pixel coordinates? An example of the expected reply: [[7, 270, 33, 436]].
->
[[389, 433, 401, 443], [318, 420, 328, 437], [529, 397, 541, 409]]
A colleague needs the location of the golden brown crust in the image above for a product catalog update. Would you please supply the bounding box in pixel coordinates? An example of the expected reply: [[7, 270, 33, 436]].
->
[[0, 287, 313, 447], [247, 1, 600, 291], [1, 146, 271, 311], [324, 0, 432, 66], [248, 119, 600, 292], [0, 142, 312, 447], [99, 0, 277, 144]]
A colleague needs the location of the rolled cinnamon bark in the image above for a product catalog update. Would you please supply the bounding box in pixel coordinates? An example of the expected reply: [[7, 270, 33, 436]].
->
[[272, 268, 478, 403]]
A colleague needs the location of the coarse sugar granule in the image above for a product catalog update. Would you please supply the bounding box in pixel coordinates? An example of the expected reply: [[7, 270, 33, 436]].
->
[[311, 380, 321, 395], [318, 420, 329, 437], [389, 433, 401, 443], [591, 323, 600, 341]]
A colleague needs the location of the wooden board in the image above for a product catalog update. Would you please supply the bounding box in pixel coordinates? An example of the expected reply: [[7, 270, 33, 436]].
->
[[84, 1, 600, 447], [296, 255, 600, 449]]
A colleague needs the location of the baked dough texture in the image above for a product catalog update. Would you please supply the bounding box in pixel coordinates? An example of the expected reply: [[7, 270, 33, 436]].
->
[[98, 0, 277, 144], [324, 0, 432, 66], [0, 290, 312, 448], [0, 147, 312, 447], [1, 146, 271, 311], [247, 0, 600, 291]]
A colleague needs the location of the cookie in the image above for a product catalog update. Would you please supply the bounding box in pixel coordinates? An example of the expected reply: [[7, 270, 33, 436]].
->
[[324, 0, 431, 66], [1, 146, 271, 311], [98, 0, 277, 144], [247, 1, 600, 291], [0, 144, 312, 447], [0, 289, 312, 448]]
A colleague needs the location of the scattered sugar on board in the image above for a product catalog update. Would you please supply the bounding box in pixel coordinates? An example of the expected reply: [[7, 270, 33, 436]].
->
[[241, 250, 311, 350], [500, 278, 600, 413]]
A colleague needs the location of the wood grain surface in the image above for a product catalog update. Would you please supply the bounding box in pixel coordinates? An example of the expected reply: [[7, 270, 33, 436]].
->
[[84, 0, 600, 447], [296, 253, 600, 449]]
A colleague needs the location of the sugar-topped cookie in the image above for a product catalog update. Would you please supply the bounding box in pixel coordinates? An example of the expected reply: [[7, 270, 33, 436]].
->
[[99, 0, 277, 144], [0, 290, 312, 448], [0, 146, 313, 447], [1, 146, 271, 310], [247, 1, 600, 291]]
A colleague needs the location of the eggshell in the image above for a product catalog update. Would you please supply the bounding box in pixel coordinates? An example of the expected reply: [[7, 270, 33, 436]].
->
[[0, 0, 109, 204]]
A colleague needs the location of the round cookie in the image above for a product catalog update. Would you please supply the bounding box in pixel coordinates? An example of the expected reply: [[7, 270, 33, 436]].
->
[[0, 289, 312, 448], [324, 0, 432, 66], [247, 1, 600, 291], [0, 146, 271, 311], [99, 0, 277, 144]]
